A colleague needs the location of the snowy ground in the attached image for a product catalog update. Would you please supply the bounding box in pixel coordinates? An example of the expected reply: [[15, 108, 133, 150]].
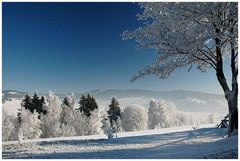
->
[[2, 125, 238, 159]]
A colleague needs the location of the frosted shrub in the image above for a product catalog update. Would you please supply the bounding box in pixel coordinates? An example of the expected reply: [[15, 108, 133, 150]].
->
[[148, 99, 175, 129], [19, 108, 42, 140], [121, 105, 148, 132], [73, 109, 103, 136]]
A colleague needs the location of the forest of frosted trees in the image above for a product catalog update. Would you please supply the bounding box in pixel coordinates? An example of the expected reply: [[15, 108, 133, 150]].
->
[[3, 91, 216, 141]]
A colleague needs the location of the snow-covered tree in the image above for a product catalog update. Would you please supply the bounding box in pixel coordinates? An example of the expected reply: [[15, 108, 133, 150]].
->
[[62, 94, 75, 110], [60, 105, 74, 125], [19, 108, 42, 140], [73, 109, 102, 136], [148, 99, 175, 129], [101, 117, 110, 134], [40, 91, 62, 138], [21, 94, 33, 113], [2, 109, 16, 141], [58, 94, 76, 137], [87, 109, 103, 135], [59, 104, 76, 137], [59, 123, 76, 137], [148, 99, 207, 128], [73, 111, 89, 136], [122, 2, 238, 136], [60, 95, 75, 125], [113, 117, 123, 134], [121, 105, 148, 132]]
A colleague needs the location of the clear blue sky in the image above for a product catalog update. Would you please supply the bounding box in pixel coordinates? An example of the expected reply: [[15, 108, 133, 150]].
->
[[3, 2, 231, 94]]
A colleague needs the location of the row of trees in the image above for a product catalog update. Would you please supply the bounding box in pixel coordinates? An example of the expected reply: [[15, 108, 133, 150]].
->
[[3, 92, 122, 141], [19, 93, 120, 118], [2, 91, 215, 141]]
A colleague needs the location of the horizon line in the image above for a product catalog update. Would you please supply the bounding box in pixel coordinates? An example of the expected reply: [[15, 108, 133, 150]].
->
[[2, 88, 224, 96]]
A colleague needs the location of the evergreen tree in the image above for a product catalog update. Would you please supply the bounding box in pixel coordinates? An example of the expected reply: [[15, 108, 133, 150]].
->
[[40, 96, 47, 115], [107, 97, 121, 129], [62, 95, 75, 109], [21, 94, 33, 112], [31, 92, 41, 113], [78, 95, 86, 110], [78, 94, 98, 117], [31, 92, 47, 115], [62, 97, 70, 107], [19, 94, 32, 122], [87, 94, 98, 111]]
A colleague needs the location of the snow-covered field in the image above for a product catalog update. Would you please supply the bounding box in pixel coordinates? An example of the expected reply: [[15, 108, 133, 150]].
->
[[2, 125, 237, 159]]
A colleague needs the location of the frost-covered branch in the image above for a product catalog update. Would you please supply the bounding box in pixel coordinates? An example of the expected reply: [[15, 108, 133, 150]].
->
[[122, 2, 238, 82]]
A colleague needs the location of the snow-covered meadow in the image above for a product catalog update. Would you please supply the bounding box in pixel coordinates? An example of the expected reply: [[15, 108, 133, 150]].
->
[[2, 90, 225, 142], [2, 90, 235, 159], [2, 125, 237, 159], [2, 1, 238, 159]]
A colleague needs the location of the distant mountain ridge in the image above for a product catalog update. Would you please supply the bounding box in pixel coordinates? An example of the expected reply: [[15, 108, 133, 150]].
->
[[2, 89, 224, 100], [87, 89, 224, 100], [2, 89, 227, 114]]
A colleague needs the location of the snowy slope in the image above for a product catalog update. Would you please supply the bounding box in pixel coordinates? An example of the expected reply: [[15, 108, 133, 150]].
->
[[2, 125, 237, 159]]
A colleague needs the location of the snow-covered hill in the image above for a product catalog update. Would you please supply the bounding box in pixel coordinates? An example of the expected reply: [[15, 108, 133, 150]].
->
[[2, 125, 237, 159], [2, 89, 228, 116], [91, 89, 227, 114], [2, 90, 28, 103]]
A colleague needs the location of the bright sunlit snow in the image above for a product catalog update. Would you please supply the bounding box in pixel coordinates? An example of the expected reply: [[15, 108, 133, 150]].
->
[[2, 125, 237, 159]]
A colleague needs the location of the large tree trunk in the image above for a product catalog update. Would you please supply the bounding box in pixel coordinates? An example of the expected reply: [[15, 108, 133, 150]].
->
[[216, 71, 238, 136], [217, 69, 238, 136], [227, 90, 238, 136], [215, 29, 238, 136]]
